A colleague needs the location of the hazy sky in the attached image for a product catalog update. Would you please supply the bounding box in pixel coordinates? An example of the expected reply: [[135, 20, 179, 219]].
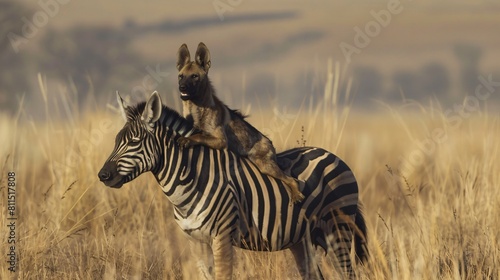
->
[[5, 0, 500, 112]]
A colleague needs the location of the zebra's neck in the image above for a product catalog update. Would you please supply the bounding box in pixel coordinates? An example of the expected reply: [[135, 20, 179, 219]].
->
[[152, 107, 224, 212], [154, 133, 233, 214], [150, 106, 197, 199], [158, 106, 197, 137]]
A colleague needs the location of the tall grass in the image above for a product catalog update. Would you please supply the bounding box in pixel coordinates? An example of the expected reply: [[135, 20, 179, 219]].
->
[[1, 64, 499, 279]]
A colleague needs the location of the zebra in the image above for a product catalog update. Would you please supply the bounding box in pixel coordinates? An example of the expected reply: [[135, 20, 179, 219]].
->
[[98, 91, 368, 279]]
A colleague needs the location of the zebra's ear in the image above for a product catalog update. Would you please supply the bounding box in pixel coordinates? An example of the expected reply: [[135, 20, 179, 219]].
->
[[116, 91, 128, 122], [142, 91, 162, 128]]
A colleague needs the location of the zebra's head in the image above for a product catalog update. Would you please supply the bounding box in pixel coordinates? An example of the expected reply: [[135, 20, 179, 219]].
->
[[98, 91, 164, 188]]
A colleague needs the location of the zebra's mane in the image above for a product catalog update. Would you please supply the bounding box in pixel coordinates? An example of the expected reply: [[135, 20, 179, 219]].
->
[[126, 102, 195, 136]]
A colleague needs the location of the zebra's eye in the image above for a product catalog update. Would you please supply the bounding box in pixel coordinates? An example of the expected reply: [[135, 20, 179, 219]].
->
[[130, 136, 141, 143]]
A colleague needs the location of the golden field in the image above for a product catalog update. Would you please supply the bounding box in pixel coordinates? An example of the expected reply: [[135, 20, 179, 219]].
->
[[2, 0, 500, 278], [1, 72, 499, 280]]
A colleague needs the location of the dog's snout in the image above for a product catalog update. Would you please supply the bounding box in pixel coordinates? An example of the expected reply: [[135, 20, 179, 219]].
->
[[179, 84, 187, 92]]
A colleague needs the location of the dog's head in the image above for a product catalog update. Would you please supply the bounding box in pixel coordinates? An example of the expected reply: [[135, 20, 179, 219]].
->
[[176, 42, 211, 101]]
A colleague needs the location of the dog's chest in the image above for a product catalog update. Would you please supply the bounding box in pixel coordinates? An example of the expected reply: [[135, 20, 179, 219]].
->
[[183, 101, 218, 130]]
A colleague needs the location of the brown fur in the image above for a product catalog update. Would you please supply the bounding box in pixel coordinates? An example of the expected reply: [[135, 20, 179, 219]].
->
[[176, 42, 304, 203]]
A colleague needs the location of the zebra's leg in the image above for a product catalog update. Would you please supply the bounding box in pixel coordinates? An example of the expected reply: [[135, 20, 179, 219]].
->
[[190, 240, 215, 280], [290, 241, 324, 280], [212, 234, 234, 280]]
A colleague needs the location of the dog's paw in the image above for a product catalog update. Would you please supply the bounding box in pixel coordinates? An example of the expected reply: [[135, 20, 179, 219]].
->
[[177, 137, 195, 148], [291, 191, 305, 203]]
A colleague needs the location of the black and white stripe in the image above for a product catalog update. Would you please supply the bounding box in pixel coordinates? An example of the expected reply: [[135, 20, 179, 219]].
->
[[99, 92, 368, 279]]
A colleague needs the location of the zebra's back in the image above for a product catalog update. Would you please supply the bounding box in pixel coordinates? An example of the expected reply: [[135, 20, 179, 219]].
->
[[228, 147, 360, 252]]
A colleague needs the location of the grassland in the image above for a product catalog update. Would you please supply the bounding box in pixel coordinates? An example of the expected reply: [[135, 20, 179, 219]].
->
[[1, 73, 499, 279]]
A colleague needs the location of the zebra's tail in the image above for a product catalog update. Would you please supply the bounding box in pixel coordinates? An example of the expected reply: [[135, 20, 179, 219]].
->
[[354, 205, 369, 264]]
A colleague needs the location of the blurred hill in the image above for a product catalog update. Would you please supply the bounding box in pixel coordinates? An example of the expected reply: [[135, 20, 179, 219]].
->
[[2, 0, 500, 115]]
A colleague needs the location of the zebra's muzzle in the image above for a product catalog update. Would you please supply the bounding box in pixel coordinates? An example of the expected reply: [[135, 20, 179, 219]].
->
[[98, 161, 125, 188]]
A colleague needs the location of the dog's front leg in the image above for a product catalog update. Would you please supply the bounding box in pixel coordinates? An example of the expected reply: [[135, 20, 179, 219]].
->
[[177, 134, 200, 148], [178, 128, 227, 149]]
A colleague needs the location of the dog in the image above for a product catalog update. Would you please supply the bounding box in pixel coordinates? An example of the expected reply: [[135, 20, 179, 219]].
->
[[176, 42, 304, 203]]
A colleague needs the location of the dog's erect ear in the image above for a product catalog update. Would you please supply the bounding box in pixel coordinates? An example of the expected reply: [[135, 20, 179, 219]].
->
[[116, 91, 128, 122], [142, 91, 162, 129], [177, 44, 191, 71], [195, 42, 211, 73]]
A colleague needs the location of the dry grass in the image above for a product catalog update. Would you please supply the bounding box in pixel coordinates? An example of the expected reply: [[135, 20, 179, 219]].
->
[[1, 68, 499, 279]]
